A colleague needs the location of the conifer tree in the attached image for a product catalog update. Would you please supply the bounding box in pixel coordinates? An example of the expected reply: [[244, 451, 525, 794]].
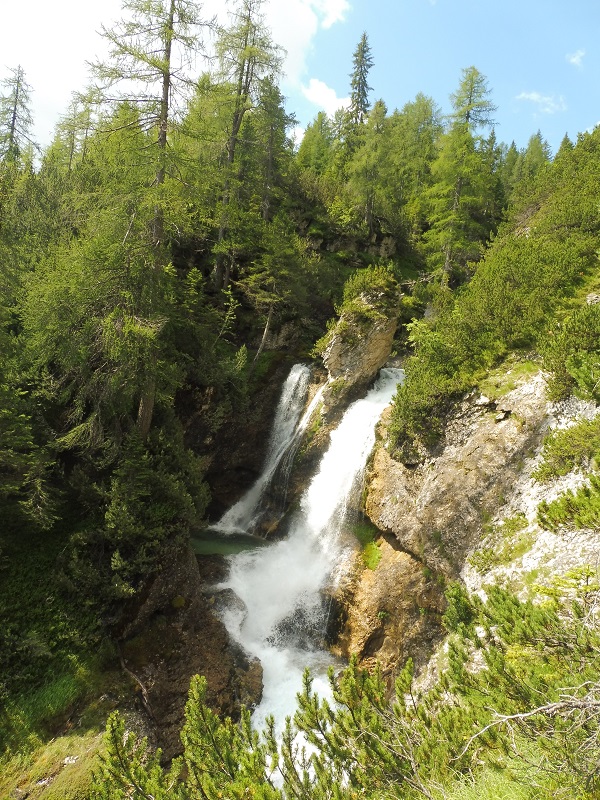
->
[[0, 66, 35, 162], [556, 132, 574, 160], [296, 111, 334, 175], [90, 0, 210, 437], [424, 66, 497, 282], [378, 93, 442, 236], [348, 32, 374, 127], [347, 98, 387, 234], [212, 0, 282, 291]]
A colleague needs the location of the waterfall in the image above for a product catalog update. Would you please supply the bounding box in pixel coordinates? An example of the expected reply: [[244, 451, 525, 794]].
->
[[217, 366, 404, 731], [214, 363, 313, 535]]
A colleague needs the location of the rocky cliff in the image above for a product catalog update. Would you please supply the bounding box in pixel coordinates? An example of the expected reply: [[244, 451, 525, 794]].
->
[[117, 544, 262, 761], [337, 362, 599, 683]]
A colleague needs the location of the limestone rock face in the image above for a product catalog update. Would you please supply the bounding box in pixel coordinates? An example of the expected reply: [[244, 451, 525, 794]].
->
[[335, 370, 552, 680], [366, 372, 550, 577], [334, 541, 445, 683], [321, 292, 399, 413], [118, 545, 262, 762]]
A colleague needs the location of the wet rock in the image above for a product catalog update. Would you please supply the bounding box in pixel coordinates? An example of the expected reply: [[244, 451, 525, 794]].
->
[[330, 370, 553, 681], [333, 542, 445, 684]]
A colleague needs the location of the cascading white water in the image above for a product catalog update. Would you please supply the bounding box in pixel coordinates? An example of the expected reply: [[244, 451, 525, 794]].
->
[[218, 367, 404, 731], [214, 364, 312, 535]]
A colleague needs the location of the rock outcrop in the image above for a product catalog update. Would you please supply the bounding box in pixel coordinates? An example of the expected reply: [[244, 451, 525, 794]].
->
[[118, 545, 262, 762], [366, 372, 550, 576], [338, 368, 554, 681], [321, 289, 399, 416], [334, 540, 445, 683]]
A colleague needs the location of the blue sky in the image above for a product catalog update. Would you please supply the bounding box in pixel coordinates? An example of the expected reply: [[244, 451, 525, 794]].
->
[[2, 0, 599, 155], [291, 0, 600, 153]]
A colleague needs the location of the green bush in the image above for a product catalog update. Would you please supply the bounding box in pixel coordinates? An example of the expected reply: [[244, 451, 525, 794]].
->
[[537, 474, 600, 532], [533, 415, 600, 482], [542, 303, 600, 401]]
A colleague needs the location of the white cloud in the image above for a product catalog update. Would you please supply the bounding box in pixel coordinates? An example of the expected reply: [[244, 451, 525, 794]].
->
[[265, 0, 350, 87], [567, 48, 586, 68], [290, 124, 306, 147], [301, 78, 350, 115], [311, 0, 351, 29], [516, 91, 567, 115]]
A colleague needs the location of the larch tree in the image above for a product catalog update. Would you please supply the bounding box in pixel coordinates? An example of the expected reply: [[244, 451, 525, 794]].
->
[[0, 65, 35, 162], [424, 66, 497, 283], [347, 98, 387, 235], [90, 0, 209, 438], [296, 111, 335, 175], [556, 132, 574, 160], [516, 130, 552, 184], [382, 93, 442, 236], [212, 0, 282, 291]]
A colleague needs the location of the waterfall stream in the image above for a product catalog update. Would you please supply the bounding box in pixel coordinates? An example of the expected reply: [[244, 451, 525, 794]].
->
[[214, 363, 314, 536], [216, 365, 404, 731]]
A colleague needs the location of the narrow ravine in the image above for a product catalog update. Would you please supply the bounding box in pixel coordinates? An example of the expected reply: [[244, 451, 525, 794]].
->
[[216, 366, 404, 731]]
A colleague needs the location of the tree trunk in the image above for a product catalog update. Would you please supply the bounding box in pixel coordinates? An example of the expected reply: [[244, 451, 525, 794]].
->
[[252, 303, 274, 365], [137, 373, 157, 441]]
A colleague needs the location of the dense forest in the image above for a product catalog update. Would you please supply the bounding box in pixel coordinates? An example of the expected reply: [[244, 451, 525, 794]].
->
[[2, 0, 600, 797]]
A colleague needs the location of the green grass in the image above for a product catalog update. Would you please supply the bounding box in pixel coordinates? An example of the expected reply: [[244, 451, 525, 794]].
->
[[0, 727, 104, 800], [352, 518, 383, 570], [0, 521, 115, 765], [0, 657, 130, 800], [477, 356, 540, 401], [440, 766, 534, 800]]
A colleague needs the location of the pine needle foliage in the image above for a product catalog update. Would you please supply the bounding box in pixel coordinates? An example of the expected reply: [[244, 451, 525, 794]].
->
[[92, 573, 600, 799]]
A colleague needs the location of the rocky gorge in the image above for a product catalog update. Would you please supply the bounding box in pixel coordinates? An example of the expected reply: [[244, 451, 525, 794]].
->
[[117, 285, 599, 761]]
